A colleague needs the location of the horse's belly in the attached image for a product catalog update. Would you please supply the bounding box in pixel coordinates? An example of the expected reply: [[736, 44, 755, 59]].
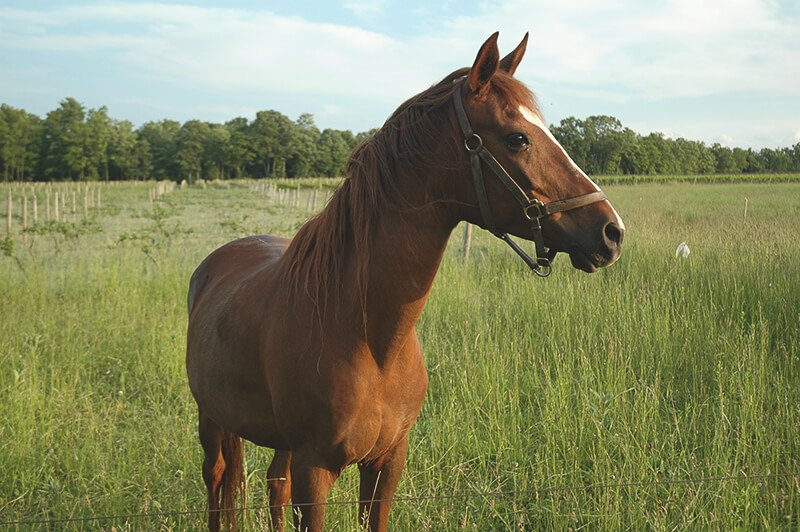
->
[[187, 328, 285, 447], [194, 371, 287, 448]]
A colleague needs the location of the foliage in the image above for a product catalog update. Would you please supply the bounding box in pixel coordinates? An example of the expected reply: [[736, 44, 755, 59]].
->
[[116, 200, 192, 266], [550, 115, 799, 176], [0, 234, 24, 273], [24, 218, 103, 254], [0, 233, 13, 256], [2, 98, 800, 184]]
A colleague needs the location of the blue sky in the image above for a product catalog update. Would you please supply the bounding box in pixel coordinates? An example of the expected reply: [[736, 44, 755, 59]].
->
[[1, 0, 798, 148]]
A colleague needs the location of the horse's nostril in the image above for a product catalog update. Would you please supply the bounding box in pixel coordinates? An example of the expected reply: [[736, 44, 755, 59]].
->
[[604, 221, 623, 247]]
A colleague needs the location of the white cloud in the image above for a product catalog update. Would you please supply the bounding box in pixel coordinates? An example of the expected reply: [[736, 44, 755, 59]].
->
[[0, 1, 798, 145], [0, 3, 454, 103], [2, 1, 798, 103], [443, 0, 800, 100], [794, 128, 800, 142]]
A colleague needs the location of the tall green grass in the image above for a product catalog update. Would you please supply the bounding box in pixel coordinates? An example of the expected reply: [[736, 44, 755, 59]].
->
[[1, 180, 799, 529]]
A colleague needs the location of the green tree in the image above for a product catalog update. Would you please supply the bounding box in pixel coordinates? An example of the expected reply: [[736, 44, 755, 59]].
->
[[0, 104, 41, 181], [224, 117, 254, 179], [40, 97, 87, 180], [287, 113, 320, 178], [108, 119, 140, 180], [583, 115, 628, 174], [315, 128, 355, 177], [551, 117, 590, 170], [711, 144, 742, 173], [137, 120, 180, 180], [204, 124, 231, 180], [175, 120, 210, 182], [85, 106, 112, 180], [250, 110, 297, 177], [758, 147, 793, 172], [744, 149, 764, 173]]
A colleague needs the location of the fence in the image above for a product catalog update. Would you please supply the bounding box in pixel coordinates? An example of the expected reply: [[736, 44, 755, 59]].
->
[[1, 471, 797, 528], [3, 182, 105, 237]]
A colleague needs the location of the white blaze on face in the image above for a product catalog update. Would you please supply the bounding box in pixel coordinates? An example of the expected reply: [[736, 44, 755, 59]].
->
[[518, 105, 625, 231]]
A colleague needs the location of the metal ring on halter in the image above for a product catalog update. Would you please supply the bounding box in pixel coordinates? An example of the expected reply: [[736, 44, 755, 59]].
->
[[534, 262, 552, 277], [464, 134, 483, 153]]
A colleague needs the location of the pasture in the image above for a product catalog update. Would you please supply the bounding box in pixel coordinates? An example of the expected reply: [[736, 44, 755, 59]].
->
[[1, 177, 799, 529]]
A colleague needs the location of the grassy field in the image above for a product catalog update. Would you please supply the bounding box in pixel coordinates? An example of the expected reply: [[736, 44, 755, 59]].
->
[[1, 177, 799, 529]]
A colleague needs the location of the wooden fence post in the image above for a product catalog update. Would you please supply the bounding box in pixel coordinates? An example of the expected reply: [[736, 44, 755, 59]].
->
[[22, 194, 28, 231], [6, 190, 12, 236], [462, 222, 473, 263]]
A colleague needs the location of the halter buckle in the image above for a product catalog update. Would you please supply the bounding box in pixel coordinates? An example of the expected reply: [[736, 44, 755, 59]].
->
[[523, 199, 545, 220]]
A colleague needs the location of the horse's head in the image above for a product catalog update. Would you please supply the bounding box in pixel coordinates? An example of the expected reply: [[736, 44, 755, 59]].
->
[[453, 32, 624, 273]]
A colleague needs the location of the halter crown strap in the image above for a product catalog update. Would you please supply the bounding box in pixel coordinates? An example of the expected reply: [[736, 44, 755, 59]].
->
[[454, 88, 533, 231], [453, 85, 608, 276]]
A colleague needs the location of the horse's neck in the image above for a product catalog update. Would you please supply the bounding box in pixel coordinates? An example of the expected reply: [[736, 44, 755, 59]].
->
[[363, 197, 456, 366]]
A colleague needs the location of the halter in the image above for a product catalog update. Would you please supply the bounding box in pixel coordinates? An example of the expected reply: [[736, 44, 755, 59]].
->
[[453, 86, 608, 277]]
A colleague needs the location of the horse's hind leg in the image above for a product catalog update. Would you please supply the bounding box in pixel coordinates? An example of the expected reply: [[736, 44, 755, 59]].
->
[[267, 450, 292, 531], [199, 414, 225, 532]]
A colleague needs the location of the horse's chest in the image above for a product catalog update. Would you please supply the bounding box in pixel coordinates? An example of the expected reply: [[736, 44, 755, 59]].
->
[[344, 363, 428, 463]]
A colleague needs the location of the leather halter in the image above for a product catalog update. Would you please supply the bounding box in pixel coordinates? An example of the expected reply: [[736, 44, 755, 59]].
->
[[453, 86, 608, 276]]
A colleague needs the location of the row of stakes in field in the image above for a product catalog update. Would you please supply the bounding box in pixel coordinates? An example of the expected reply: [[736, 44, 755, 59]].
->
[[248, 180, 476, 263], [249, 181, 334, 213], [149, 180, 176, 203], [4, 183, 103, 237]]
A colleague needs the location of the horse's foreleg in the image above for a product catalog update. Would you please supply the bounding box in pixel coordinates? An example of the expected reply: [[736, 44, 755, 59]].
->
[[267, 450, 292, 531], [357, 435, 409, 531], [198, 414, 225, 532], [290, 451, 340, 532]]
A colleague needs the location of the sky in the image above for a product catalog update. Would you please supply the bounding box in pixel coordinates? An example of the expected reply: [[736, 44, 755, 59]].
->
[[1, 0, 799, 149]]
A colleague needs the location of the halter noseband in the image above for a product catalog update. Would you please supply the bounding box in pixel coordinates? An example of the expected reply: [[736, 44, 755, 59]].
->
[[453, 86, 607, 277]]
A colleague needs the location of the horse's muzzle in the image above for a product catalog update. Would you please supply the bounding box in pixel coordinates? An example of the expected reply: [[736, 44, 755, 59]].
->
[[568, 221, 624, 273]]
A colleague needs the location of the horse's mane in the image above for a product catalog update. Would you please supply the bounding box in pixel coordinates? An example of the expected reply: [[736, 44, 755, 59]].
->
[[282, 67, 540, 317]]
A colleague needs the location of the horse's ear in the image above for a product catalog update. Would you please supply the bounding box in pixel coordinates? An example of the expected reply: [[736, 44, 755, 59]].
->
[[499, 32, 528, 76], [468, 32, 500, 94]]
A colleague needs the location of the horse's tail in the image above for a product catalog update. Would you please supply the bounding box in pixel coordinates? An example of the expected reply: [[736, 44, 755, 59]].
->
[[221, 430, 245, 529]]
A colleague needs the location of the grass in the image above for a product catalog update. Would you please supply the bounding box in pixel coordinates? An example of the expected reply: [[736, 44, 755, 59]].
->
[[1, 178, 799, 529]]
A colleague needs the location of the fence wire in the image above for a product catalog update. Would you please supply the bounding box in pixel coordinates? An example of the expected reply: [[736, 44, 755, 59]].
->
[[1, 471, 798, 527]]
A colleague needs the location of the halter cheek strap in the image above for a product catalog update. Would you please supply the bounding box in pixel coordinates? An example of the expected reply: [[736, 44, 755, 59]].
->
[[453, 87, 607, 277]]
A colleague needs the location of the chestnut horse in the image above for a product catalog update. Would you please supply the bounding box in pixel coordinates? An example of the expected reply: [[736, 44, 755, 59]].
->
[[186, 32, 624, 532]]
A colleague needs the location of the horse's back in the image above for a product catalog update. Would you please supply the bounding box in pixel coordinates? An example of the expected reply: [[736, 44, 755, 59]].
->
[[188, 235, 290, 315]]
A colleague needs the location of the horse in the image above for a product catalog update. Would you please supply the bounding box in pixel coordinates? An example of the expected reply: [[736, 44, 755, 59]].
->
[[186, 31, 624, 532]]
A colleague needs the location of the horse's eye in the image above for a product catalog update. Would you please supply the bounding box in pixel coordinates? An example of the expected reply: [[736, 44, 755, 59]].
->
[[505, 133, 530, 152]]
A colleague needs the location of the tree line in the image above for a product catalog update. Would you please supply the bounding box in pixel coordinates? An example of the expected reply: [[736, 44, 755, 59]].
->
[[551, 115, 800, 175], [1, 98, 799, 182], [0, 98, 372, 182]]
